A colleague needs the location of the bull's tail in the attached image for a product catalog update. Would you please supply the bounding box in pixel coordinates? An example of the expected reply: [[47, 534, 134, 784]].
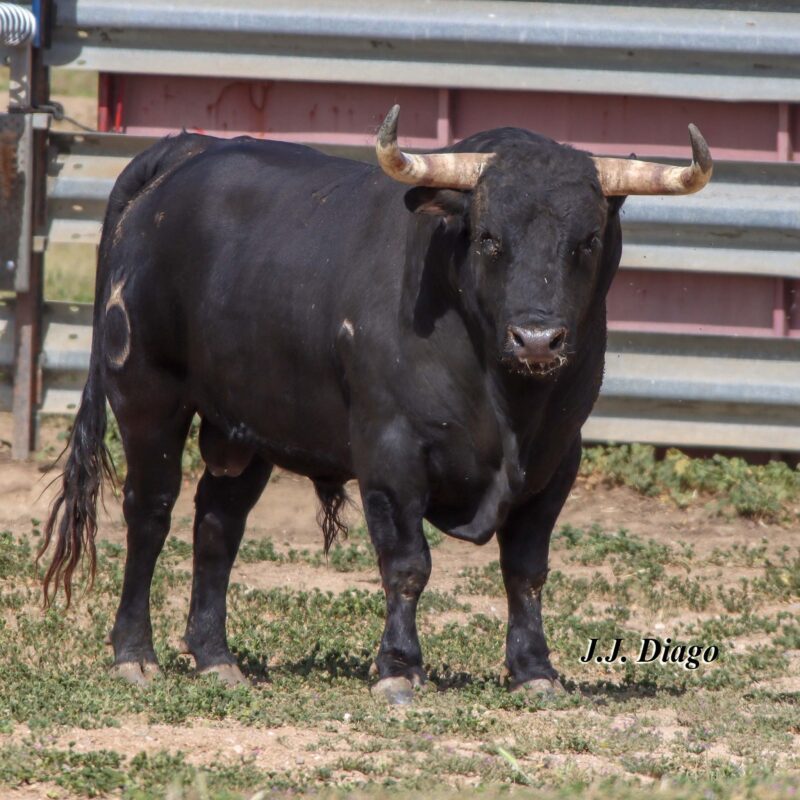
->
[[39, 132, 214, 607], [314, 481, 350, 554], [38, 361, 115, 607]]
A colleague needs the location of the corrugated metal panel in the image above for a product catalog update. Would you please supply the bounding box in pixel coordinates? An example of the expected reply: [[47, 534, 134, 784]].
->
[[45, 130, 800, 283], [45, 1, 800, 101], [2, 303, 798, 451], [4, 0, 793, 455]]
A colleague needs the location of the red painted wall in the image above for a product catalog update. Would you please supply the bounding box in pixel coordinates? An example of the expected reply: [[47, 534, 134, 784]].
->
[[98, 74, 798, 340]]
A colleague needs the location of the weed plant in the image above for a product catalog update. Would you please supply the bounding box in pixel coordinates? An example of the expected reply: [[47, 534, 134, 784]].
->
[[581, 444, 800, 522]]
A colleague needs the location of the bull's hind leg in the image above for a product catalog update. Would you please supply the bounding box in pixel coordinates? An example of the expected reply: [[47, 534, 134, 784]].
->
[[109, 403, 193, 686], [497, 437, 581, 695], [180, 457, 272, 685]]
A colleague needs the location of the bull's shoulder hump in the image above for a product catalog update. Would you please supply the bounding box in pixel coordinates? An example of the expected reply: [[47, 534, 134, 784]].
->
[[191, 138, 355, 171]]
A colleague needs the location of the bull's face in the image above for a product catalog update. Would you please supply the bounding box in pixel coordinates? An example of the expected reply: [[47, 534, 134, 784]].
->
[[379, 105, 711, 379], [405, 140, 624, 379]]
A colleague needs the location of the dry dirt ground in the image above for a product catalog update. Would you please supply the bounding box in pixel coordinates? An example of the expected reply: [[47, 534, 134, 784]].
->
[[1, 75, 797, 797], [1, 411, 797, 783], [1, 415, 795, 608]]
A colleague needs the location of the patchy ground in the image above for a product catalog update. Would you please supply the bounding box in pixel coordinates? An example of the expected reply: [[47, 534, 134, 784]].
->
[[0, 412, 798, 798], [2, 71, 798, 797]]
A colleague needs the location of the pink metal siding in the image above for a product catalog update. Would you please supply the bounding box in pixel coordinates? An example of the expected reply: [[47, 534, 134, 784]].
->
[[789, 281, 800, 338], [98, 74, 799, 341], [100, 76, 795, 164], [99, 75, 446, 147], [608, 271, 777, 338], [454, 92, 785, 162]]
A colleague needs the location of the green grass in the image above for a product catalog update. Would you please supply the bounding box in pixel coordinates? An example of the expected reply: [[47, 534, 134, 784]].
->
[[1, 66, 97, 97], [581, 443, 800, 522], [0, 744, 264, 799], [238, 537, 281, 564], [51, 69, 99, 99], [0, 745, 797, 800], [45, 243, 97, 303], [1, 67, 100, 98], [0, 519, 797, 798]]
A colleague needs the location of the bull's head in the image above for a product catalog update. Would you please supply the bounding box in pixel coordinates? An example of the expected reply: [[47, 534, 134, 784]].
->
[[376, 106, 712, 378]]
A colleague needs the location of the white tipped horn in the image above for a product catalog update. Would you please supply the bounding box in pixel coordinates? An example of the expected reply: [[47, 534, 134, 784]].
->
[[376, 105, 494, 189], [592, 125, 713, 196]]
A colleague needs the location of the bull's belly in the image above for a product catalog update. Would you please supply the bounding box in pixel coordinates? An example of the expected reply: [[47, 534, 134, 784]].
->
[[192, 377, 354, 481], [424, 474, 511, 546]]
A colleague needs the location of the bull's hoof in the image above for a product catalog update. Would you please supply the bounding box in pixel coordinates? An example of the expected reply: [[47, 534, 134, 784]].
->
[[111, 661, 160, 687], [511, 677, 566, 696], [199, 663, 249, 687], [371, 676, 415, 705]]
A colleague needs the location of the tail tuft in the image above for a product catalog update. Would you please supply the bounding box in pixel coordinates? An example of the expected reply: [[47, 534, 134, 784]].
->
[[314, 482, 349, 554], [38, 368, 115, 607], [36, 133, 213, 608]]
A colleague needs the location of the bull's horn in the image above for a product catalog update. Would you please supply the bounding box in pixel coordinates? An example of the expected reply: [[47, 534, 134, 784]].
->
[[592, 125, 712, 196], [376, 105, 494, 189]]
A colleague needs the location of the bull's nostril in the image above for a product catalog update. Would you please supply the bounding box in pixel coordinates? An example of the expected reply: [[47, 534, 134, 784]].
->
[[509, 328, 526, 349], [549, 329, 566, 351], [507, 325, 567, 365]]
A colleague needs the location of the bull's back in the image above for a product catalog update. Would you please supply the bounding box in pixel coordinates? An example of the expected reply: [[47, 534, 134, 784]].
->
[[109, 137, 404, 477]]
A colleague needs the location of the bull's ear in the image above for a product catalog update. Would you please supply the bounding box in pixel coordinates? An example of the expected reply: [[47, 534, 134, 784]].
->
[[607, 195, 626, 217], [404, 187, 470, 218]]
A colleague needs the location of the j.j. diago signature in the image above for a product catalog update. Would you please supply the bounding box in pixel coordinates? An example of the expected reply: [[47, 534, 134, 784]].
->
[[581, 637, 720, 670]]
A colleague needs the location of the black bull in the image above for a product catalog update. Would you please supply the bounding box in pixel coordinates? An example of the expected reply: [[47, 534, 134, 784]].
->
[[40, 115, 707, 702]]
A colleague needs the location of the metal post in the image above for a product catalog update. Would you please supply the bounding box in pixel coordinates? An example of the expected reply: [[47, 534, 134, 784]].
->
[[3, 2, 48, 458]]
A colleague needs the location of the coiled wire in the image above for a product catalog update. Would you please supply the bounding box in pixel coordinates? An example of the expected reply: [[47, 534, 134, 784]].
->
[[0, 3, 36, 47]]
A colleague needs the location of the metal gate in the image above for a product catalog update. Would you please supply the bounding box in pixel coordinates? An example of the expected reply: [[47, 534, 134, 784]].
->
[[2, 1, 799, 457]]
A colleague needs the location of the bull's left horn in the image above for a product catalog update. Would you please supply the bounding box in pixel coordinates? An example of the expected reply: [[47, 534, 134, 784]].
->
[[376, 105, 494, 189], [592, 124, 712, 196]]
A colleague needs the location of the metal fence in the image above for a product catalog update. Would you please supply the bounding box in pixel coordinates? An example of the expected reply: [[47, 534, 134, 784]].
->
[[2, 0, 799, 457], [46, 1, 800, 101]]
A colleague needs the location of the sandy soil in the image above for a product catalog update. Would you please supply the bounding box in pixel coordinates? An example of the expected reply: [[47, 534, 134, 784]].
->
[[1, 410, 797, 776], [0, 411, 795, 608]]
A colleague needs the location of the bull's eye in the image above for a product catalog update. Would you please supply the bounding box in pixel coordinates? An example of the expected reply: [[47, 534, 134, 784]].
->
[[479, 234, 501, 259], [583, 233, 601, 253], [573, 232, 601, 258]]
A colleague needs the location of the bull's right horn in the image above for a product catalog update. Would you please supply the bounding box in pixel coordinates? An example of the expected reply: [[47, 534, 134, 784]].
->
[[592, 125, 713, 196], [376, 105, 494, 190]]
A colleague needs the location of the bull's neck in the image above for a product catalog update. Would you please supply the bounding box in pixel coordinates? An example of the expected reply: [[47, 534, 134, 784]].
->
[[399, 214, 469, 335]]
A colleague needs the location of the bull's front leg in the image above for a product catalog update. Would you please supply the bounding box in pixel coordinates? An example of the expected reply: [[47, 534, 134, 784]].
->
[[363, 487, 431, 704], [498, 437, 581, 694], [356, 426, 431, 705]]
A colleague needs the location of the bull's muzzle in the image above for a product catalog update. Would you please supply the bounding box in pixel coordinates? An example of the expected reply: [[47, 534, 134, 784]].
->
[[506, 325, 567, 374]]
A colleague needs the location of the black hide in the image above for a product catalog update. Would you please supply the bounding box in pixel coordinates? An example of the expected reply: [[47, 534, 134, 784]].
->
[[43, 127, 625, 692]]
